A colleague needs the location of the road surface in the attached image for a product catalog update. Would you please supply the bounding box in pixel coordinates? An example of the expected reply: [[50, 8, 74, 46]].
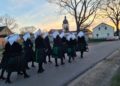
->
[[0, 41, 120, 86]]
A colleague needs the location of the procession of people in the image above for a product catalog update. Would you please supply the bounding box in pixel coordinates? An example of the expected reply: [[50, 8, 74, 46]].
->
[[0, 30, 88, 83]]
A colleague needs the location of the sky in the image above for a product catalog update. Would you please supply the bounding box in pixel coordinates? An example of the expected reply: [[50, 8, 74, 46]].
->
[[0, 0, 117, 33], [0, 0, 71, 33]]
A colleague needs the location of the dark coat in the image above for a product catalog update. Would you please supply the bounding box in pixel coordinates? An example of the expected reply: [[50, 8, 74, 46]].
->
[[23, 39, 34, 62], [77, 36, 87, 51], [1, 42, 11, 69], [5, 42, 26, 72], [52, 35, 62, 58], [35, 36, 45, 63], [61, 37, 67, 54], [66, 39, 75, 57], [44, 36, 52, 55]]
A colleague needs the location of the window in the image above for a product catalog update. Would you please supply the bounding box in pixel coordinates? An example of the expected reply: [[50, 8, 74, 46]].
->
[[96, 34, 99, 37], [98, 27, 100, 31], [105, 27, 107, 30], [107, 33, 109, 36]]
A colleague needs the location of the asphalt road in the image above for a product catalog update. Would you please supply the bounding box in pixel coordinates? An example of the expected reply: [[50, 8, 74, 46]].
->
[[0, 41, 120, 86]]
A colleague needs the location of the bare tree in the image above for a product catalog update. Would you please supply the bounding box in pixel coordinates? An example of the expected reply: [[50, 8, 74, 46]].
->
[[0, 14, 18, 30], [48, 0, 101, 31], [20, 26, 37, 34], [100, 0, 120, 36]]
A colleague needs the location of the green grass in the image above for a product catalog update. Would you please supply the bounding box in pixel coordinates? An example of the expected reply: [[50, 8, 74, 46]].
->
[[88, 38, 108, 43], [111, 68, 120, 86]]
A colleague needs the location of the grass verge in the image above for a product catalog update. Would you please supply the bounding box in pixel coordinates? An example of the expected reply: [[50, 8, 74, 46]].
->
[[111, 68, 120, 86]]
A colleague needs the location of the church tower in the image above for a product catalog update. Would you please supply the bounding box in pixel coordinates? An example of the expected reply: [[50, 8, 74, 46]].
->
[[62, 16, 69, 32]]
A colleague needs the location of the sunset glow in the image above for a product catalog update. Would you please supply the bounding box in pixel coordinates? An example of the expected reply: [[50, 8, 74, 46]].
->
[[0, 0, 119, 33]]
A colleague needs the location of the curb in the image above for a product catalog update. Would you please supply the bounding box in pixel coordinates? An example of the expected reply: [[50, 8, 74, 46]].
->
[[65, 49, 120, 86]]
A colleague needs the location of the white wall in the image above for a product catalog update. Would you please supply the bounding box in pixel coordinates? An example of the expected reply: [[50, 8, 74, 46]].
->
[[93, 23, 114, 39]]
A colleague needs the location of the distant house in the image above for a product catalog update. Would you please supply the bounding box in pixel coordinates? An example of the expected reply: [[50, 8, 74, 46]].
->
[[92, 23, 114, 39], [0, 26, 13, 47], [49, 29, 63, 34], [0, 26, 12, 37]]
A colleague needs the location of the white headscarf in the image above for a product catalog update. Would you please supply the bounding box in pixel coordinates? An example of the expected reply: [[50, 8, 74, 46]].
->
[[43, 32, 48, 38], [34, 29, 41, 39], [71, 33, 76, 40], [67, 33, 72, 41], [52, 31, 59, 39], [8, 34, 20, 45], [78, 31, 84, 37], [23, 32, 31, 41], [60, 32, 65, 38]]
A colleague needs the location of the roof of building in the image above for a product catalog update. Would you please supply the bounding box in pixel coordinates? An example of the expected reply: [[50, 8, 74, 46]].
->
[[0, 26, 8, 32], [49, 29, 63, 34], [93, 23, 114, 30]]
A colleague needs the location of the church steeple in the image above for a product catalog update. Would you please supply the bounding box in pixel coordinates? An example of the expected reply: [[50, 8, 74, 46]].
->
[[62, 16, 69, 32]]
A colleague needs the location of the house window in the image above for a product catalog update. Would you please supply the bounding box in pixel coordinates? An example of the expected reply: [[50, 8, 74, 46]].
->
[[98, 27, 100, 31], [105, 27, 107, 30], [96, 34, 99, 37], [107, 33, 110, 36]]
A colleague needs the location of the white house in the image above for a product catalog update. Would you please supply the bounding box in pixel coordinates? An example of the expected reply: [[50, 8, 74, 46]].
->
[[92, 23, 114, 39]]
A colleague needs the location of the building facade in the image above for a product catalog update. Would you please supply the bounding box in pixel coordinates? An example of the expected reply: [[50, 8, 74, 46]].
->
[[0, 26, 13, 46], [93, 23, 114, 39]]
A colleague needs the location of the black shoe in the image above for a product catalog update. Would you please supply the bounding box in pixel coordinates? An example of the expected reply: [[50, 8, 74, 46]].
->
[[55, 64, 59, 67], [24, 75, 30, 78], [61, 62, 65, 65], [5, 80, 12, 83], [31, 65, 35, 67], [38, 69, 44, 73], [81, 56, 83, 58], [44, 61, 47, 64], [68, 60, 71, 63], [0, 76, 6, 80], [17, 72, 23, 75], [48, 61, 52, 63]]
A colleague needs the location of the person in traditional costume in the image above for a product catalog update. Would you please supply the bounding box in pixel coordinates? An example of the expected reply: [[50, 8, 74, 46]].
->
[[3, 34, 29, 83], [52, 31, 64, 67], [77, 31, 88, 58], [43, 32, 52, 63], [71, 33, 77, 57], [60, 31, 67, 60], [23, 33, 35, 69], [34, 30, 45, 73], [66, 34, 76, 63], [0, 36, 11, 80]]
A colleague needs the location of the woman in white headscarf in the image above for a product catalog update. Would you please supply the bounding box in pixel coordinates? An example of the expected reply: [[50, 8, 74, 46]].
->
[[52, 31, 64, 67], [23, 33, 35, 69], [3, 34, 29, 83], [77, 31, 88, 58], [34, 31, 45, 73]]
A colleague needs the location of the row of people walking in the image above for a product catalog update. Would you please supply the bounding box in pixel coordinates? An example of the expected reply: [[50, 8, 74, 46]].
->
[[0, 30, 88, 83]]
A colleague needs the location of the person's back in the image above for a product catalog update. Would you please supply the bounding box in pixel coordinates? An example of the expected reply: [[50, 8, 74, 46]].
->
[[35, 36, 45, 49]]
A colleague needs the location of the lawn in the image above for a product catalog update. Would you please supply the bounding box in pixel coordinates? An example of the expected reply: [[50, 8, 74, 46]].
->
[[111, 68, 120, 86]]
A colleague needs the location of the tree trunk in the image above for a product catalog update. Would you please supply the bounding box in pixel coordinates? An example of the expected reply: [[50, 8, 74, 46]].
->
[[116, 21, 119, 38], [76, 21, 80, 33]]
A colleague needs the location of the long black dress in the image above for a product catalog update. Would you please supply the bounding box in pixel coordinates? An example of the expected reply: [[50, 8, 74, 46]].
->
[[61, 37, 67, 59], [52, 35, 64, 66], [44, 36, 52, 63], [5, 42, 29, 83], [23, 39, 35, 68], [77, 36, 87, 58], [35, 36, 45, 73], [67, 38, 76, 63], [0, 42, 11, 80]]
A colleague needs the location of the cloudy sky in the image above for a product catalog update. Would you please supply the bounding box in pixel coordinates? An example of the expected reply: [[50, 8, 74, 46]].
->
[[0, 0, 72, 32], [0, 0, 116, 33]]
